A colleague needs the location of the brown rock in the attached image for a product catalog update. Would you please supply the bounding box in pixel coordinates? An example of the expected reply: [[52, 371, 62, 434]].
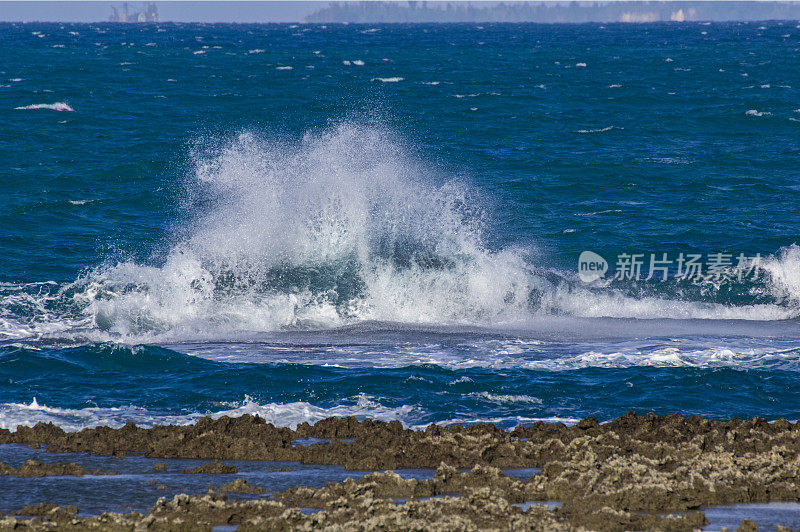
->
[[181, 461, 237, 474], [218, 478, 265, 494]]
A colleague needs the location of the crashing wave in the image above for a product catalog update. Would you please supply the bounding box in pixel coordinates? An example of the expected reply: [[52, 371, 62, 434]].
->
[[1, 123, 800, 345]]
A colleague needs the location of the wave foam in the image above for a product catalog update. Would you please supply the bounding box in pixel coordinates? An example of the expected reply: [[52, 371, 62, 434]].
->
[[0, 395, 582, 432], [576, 126, 619, 133], [762, 245, 800, 305], [538, 283, 796, 321], [15, 102, 74, 112], [521, 346, 800, 371], [467, 392, 543, 405], [0, 394, 420, 432]]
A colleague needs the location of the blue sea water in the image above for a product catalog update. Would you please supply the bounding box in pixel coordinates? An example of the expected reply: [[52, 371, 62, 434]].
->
[[0, 443, 438, 515], [2, 21, 800, 431]]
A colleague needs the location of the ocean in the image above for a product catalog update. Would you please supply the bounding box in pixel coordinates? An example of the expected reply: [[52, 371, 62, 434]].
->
[[2, 21, 800, 432]]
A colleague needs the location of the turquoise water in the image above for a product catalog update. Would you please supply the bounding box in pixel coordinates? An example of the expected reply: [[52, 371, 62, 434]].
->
[[2, 21, 800, 430]]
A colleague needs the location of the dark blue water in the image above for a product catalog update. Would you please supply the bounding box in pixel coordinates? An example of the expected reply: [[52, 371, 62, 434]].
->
[[2, 22, 800, 430]]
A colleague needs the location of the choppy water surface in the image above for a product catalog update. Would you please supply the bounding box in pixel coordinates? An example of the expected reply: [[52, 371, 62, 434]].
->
[[1, 22, 800, 430]]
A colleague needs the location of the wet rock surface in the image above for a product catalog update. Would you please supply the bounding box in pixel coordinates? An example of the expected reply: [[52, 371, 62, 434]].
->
[[180, 460, 238, 474], [0, 459, 117, 477], [218, 478, 266, 494], [3, 411, 800, 530]]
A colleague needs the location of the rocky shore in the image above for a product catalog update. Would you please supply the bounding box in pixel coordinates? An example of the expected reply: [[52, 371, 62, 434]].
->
[[2, 412, 800, 530], [0, 459, 117, 478]]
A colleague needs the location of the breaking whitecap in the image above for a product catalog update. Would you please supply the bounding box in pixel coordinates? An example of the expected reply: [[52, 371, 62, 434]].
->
[[14, 102, 74, 112]]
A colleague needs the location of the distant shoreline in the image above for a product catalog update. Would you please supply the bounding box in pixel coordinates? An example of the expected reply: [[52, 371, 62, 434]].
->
[[306, 0, 800, 24], [4, 18, 800, 25], [5, 0, 800, 24]]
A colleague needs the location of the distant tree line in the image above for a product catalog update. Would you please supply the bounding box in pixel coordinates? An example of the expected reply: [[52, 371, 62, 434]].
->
[[305, 1, 800, 23]]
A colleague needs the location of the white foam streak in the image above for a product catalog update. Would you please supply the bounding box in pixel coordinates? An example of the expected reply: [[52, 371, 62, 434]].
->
[[0, 394, 419, 432], [0, 396, 583, 432], [576, 126, 618, 133], [522, 346, 800, 371], [539, 284, 795, 321], [15, 102, 74, 111], [468, 392, 543, 405]]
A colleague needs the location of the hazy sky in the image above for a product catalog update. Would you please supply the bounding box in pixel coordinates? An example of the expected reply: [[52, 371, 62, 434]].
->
[[0, 1, 326, 22]]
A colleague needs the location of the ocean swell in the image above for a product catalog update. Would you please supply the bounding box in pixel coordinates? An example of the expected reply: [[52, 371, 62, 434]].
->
[[2, 123, 800, 345]]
